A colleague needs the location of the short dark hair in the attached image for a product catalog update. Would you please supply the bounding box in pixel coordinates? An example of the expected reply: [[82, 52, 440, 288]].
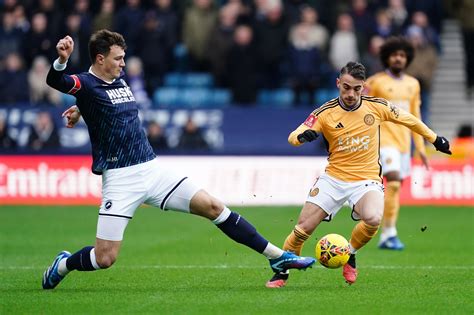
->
[[340, 61, 366, 80], [379, 36, 414, 69], [88, 29, 127, 64]]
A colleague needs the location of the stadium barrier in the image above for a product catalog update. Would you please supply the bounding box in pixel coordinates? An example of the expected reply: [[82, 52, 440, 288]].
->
[[1, 156, 472, 206]]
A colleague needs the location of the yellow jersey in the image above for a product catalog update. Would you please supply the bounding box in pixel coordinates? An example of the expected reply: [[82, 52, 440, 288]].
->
[[289, 96, 437, 182], [365, 71, 426, 154]]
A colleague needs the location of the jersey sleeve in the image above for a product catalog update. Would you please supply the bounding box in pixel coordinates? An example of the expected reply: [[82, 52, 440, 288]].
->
[[410, 81, 427, 154], [46, 60, 84, 96], [380, 101, 437, 144], [288, 111, 323, 146]]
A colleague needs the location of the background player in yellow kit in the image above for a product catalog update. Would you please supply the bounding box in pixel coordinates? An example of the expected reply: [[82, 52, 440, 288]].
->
[[266, 61, 451, 288], [365, 37, 429, 250]]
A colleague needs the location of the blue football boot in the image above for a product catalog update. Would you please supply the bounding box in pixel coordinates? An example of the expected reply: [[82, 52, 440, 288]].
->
[[269, 251, 316, 273], [42, 251, 71, 289], [378, 236, 405, 250]]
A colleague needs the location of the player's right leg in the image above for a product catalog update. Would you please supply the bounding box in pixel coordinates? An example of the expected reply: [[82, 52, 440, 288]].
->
[[346, 189, 384, 284], [266, 202, 328, 288], [42, 200, 131, 290], [187, 190, 316, 272]]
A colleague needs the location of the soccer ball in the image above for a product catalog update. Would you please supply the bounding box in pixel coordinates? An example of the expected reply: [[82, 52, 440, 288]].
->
[[315, 233, 350, 269]]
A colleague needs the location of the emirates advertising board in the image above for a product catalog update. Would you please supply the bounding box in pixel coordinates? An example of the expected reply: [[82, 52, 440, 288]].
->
[[0, 156, 472, 206]]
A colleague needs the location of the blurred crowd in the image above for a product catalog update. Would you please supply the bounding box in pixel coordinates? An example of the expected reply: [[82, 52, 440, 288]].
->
[[0, 0, 456, 108]]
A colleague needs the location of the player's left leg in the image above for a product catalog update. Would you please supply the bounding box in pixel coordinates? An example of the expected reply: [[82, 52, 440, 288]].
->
[[379, 148, 405, 250], [380, 175, 404, 250], [144, 163, 315, 277], [266, 201, 328, 288], [188, 190, 315, 272], [345, 189, 384, 284]]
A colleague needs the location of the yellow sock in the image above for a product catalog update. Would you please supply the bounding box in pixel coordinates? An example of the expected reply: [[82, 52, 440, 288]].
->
[[283, 225, 310, 256], [383, 181, 401, 227], [350, 222, 379, 250]]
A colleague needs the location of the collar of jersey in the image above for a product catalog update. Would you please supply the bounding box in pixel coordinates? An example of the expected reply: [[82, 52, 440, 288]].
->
[[338, 97, 361, 112], [385, 69, 404, 80], [88, 67, 115, 84]]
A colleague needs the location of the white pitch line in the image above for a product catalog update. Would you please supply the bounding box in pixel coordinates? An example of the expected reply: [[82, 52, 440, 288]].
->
[[1, 265, 474, 270]]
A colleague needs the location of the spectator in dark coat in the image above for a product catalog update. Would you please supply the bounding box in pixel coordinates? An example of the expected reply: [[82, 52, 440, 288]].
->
[[0, 11, 24, 60], [0, 52, 29, 103], [27, 111, 60, 151], [92, 0, 115, 32], [136, 11, 174, 94], [147, 121, 168, 152], [177, 118, 209, 151], [0, 116, 17, 151], [35, 0, 64, 39], [114, 0, 145, 55], [288, 23, 322, 106], [153, 0, 179, 49], [208, 3, 239, 87], [21, 12, 55, 67], [227, 25, 258, 105], [62, 12, 90, 72], [254, 2, 289, 88]]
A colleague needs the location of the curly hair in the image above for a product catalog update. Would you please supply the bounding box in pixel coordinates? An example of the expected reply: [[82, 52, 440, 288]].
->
[[379, 36, 414, 69]]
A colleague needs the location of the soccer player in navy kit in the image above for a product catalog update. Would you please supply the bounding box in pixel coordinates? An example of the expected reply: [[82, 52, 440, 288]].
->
[[42, 30, 315, 289]]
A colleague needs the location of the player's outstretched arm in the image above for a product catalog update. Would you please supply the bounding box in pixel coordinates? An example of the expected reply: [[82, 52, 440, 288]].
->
[[383, 104, 452, 156], [62, 105, 81, 128]]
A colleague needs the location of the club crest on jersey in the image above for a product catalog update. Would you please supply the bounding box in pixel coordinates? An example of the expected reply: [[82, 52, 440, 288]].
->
[[105, 86, 136, 104], [364, 114, 375, 125], [309, 187, 319, 197], [104, 200, 112, 211], [304, 115, 317, 127]]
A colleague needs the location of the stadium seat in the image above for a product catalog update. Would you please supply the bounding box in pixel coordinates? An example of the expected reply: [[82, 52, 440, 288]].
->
[[314, 89, 339, 105], [163, 72, 183, 87], [182, 73, 214, 87], [257, 89, 295, 108], [61, 93, 76, 107], [173, 44, 189, 72], [181, 87, 212, 107], [212, 89, 231, 107], [153, 87, 180, 107], [163, 72, 214, 88]]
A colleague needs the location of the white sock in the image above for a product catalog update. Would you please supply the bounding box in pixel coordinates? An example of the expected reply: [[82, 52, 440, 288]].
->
[[90, 248, 100, 270], [262, 243, 284, 259], [212, 207, 231, 225], [380, 227, 397, 242], [57, 258, 70, 276], [349, 243, 357, 255]]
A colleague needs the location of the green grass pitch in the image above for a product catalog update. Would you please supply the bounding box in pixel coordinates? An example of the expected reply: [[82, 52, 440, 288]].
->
[[1, 205, 473, 314]]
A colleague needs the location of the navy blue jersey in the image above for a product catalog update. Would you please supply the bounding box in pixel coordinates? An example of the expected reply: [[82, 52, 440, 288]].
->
[[46, 65, 155, 175]]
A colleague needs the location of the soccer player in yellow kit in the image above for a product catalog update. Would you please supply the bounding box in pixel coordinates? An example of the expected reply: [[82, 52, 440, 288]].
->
[[365, 37, 429, 250], [266, 62, 451, 288]]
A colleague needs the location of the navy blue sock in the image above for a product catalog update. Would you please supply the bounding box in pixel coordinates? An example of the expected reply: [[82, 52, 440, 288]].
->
[[216, 212, 268, 253], [66, 246, 97, 271]]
